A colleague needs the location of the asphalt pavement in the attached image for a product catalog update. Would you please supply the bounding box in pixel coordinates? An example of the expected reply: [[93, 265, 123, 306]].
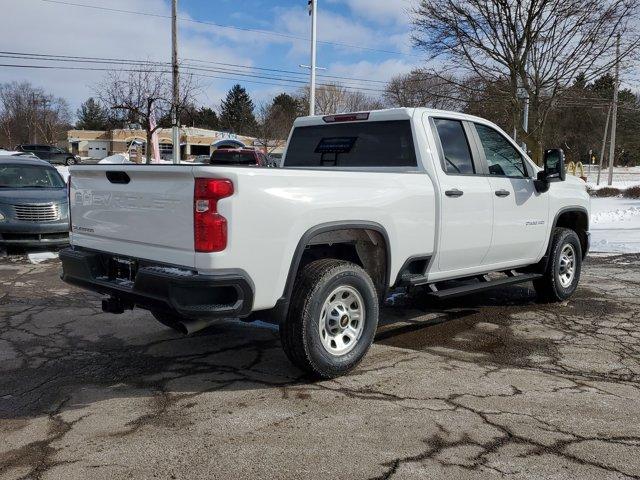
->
[[1, 253, 639, 479]]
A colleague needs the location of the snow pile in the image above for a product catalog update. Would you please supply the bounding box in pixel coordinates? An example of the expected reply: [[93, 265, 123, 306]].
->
[[28, 252, 59, 264], [98, 153, 132, 164], [590, 198, 640, 254]]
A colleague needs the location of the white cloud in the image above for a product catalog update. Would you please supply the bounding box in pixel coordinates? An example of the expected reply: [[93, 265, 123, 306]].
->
[[0, 0, 425, 116], [276, 4, 414, 60], [0, 0, 261, 112], [327, 58, 419, 85], [327, 0, 415, 26]]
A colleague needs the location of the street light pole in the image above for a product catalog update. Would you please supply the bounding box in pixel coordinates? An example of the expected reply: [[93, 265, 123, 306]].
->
[[171, 0, 181, 164], [309, 0, 318, 116]]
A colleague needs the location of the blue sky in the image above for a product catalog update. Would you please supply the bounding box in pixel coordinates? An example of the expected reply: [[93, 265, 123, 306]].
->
[[1, 0, 421, 113]]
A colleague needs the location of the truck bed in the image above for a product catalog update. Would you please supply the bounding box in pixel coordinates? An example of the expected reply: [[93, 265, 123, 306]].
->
[[69, 164, 436, 310]]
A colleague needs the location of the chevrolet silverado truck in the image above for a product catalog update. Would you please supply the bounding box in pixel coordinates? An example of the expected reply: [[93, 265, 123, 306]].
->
[[60, 108, 590, 378]]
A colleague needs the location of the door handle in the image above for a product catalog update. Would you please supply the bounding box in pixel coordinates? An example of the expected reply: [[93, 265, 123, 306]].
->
[[445, 189, 464, 198], [495, 189, 511, 197]]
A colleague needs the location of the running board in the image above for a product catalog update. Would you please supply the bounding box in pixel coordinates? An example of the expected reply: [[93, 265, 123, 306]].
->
[[427, 273, 542, 299]]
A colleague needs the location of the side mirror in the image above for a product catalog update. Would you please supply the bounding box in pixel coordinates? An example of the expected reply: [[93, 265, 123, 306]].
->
[[543, 148, 566, 182], [534, 171, 550, 193]]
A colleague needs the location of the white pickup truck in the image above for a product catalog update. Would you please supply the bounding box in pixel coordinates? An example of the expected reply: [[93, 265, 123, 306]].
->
[[61, 108, 590, 378]]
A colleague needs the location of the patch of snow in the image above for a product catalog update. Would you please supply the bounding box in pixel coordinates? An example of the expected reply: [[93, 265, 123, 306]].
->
[[584, 167, 640, 190], [591, 205, 640, 225], [590, 197, 640, 254], [55, 166, 70, 182], [27, 252, 59, 264]]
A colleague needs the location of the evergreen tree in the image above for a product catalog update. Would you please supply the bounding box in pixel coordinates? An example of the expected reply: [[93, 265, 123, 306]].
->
[[219, 85, 257, 135], [194, 107, 220, 131], [76, 97, 110, 130], [267, 93, 302, 139]]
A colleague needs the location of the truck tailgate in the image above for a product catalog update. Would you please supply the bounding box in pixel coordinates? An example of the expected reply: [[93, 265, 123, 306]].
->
[[70, 166, 196, 267]]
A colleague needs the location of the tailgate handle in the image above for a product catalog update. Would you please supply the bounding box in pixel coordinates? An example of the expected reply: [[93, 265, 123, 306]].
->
[[106, 171, 130, 184]]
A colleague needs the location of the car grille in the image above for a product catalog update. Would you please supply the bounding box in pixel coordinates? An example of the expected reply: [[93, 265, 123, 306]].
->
[[12, 204, 61, 222]]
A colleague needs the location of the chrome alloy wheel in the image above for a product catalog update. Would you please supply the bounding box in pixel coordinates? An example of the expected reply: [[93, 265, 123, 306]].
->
[[558, 244, 577, 288], [319, 286, 365, 356]]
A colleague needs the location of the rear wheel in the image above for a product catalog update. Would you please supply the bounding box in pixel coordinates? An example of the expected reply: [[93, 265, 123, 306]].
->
[[65, 157, 77, 166], [534, 228, 582, 302], [280, 259, 379, 379]]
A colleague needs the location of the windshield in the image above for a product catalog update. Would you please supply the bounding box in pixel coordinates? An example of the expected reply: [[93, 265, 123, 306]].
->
[[0, 165, 66, 188], [210, 150, 258, 165]]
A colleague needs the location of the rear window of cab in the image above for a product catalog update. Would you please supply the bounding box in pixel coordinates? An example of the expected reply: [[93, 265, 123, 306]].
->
[[284, 120, 417, 168]]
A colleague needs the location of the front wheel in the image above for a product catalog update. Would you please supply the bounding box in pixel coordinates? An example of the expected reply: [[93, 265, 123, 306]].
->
[[65, 157, 77, 166], [534, 227, 582, 302], [280, 259, 379, 379]]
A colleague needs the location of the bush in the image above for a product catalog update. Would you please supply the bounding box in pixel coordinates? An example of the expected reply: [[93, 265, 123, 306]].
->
[[590, 187, 622, 197], [624, 185, 640, 199]]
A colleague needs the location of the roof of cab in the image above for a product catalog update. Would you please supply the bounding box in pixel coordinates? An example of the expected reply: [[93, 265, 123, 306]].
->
[[0, 156, 55, 167], [292, 107, 500, 129]]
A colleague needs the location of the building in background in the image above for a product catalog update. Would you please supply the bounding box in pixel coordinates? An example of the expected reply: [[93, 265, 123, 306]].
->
[[67, 128, 284, 161]]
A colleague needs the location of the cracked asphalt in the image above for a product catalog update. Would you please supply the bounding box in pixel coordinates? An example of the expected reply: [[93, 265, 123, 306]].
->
[[1, 254, 639, 479]]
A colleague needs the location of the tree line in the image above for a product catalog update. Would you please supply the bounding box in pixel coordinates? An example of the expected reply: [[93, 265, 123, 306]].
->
[[1, 0, 639, 164]]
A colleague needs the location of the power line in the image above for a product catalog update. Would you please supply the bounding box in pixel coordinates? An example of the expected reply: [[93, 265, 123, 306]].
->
[[38, 0, 412, 57], [0, 56, 388, 94], [0, 50, 390, 86], [0, 62, 389, 96]]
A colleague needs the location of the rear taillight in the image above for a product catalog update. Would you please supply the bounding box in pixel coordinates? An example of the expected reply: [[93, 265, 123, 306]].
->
[[194, 178, 234, 252]]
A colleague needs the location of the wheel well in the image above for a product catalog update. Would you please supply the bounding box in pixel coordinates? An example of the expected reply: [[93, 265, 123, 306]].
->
[[555, 210, 589, 257], [298, 228, 389, 296]]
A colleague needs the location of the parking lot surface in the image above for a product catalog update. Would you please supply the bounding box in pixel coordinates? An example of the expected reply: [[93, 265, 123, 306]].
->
[[1, 254, 639, 479]]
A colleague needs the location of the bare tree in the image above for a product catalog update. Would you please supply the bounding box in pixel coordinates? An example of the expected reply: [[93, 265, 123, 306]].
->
[[413, 0, 640, 161], [0, 81, 71, 148], [298, 83, 384, 115], [384, 70, 464, 110], [96, 68, 196, 163], [254, 103, 282, 154]]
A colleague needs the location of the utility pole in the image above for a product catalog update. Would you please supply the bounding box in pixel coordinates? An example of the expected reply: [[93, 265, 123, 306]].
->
[[597, 105, 612, 186], [308, 0, 318, 116], [607, 33, 620, 186], [171, 0, 181, 164]]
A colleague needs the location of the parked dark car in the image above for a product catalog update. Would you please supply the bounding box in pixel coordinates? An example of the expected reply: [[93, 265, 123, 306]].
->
[[15, 144, 80, 165], [209, 148, 272, 167], [0, 157, 69, 249]]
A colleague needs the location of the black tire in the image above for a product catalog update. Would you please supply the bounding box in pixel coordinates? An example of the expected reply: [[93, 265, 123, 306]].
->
[[65, 157, 77, 166], [151, 310, 188, 334], [280, 259, 379, 379], [534, 227, 582, 302]]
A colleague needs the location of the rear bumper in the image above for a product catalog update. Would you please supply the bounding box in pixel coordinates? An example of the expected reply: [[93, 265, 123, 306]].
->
[[60, 248, 254, 319]]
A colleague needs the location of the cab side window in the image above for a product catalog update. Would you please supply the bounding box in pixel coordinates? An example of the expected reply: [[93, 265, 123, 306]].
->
[[475, 124, 528, 177], [433, 119, 475, 175]]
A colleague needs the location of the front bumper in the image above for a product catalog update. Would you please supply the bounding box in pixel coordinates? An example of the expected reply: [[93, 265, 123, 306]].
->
[[0, 222, 70, 246], [60, 248, 254, 319]]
